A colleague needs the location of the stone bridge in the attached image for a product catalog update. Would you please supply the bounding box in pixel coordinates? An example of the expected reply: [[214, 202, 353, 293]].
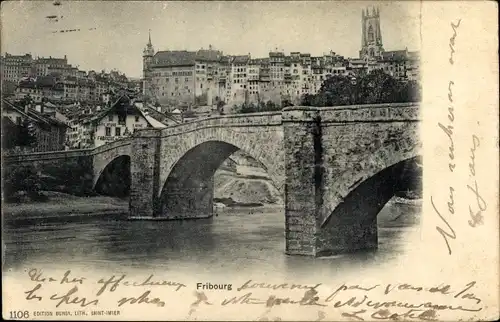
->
[[4, 103, 421, 257], [4, 138, 133, 194]]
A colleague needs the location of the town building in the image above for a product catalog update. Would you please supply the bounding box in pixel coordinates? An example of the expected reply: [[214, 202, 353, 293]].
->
[[141, 7, 420, 109], [67, 94, 168, 149], [2, 98, 69, 152], [2, 53, 134, 104], [143, 31, 224, 110], [14, 74, 116, 104], [0, 53, 34, 83]]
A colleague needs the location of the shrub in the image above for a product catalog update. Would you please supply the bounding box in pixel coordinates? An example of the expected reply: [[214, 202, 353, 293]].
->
[[3, 164, 45, 202]]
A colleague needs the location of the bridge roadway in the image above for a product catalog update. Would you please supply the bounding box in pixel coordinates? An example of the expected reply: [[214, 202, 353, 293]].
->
[[4, 103, 422, 257]]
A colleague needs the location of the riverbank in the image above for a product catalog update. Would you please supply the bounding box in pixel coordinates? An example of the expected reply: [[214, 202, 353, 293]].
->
[[4, 190, 422, 225], [3, 192, 129, 222], [2, 191, 280, 222]]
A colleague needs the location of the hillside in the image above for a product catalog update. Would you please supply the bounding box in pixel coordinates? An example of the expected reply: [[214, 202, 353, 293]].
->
[[214, 169, 282, 206]]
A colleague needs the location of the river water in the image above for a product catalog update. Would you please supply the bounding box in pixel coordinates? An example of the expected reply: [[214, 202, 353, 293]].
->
[[3, 199, 420, 280]]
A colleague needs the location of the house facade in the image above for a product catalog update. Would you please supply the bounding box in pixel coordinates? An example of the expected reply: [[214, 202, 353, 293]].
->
[[2, 99, 68, 152]]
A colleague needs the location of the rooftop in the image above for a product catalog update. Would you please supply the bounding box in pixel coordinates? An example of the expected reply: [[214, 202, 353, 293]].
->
[[381, 50, 409, 61], [2, 99, 68, 128], [153, 50, 197, 67]]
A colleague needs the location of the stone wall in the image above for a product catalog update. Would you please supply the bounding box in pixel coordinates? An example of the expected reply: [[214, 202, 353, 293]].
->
[[3, 152, 94, 195], [282, 107, 321, 255], [157, 112, 285, 196], [317, 103, 421, 226], [91, 139, 132, 188], [129, 129, 161, 218], [5, 103, 422, 257], [156, 112, 285, 219], [3, 138, 133, 196], [127, 112, 285, 219]]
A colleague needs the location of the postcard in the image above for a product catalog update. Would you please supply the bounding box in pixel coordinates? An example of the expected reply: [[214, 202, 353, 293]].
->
[[2, 1, 498, 321]]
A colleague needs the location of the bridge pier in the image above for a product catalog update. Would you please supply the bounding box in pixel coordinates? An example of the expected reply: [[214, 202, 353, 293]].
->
[[283, 107, 380, 256], [129, 129, 162, 219], [316, 219, 378, 256], [158, 176, 214, 219], [123, 105, 420, 255], [283, 107, 322, 256]]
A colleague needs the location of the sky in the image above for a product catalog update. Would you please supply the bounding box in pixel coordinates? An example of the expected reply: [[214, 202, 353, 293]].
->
[[1, 1, 422, 78]]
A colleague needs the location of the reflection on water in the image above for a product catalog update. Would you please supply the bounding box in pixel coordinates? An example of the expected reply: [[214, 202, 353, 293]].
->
[[3, 201, 421, 278]]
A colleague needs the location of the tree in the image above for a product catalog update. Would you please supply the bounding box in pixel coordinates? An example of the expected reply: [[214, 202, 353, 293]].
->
[[301, 94, 315, 106], [265, 100, 278, 111], [282, 99, 294, 108], [357, 69, 400, 104], [302, 69, 422, 106], [17, 119, 37, 148], [1, 80, 17, 97], [240, 102, 257, 113], [3, 164, 44, 202], [183, 110, 196, 118], [398, 80, 421, 102], [217, 100, 225, 115], [1, 117, 19, 150], [319, 74, 357, 106]]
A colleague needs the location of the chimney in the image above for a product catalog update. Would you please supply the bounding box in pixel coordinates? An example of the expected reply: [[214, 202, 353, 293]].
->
[[40, 103, 44, 114]]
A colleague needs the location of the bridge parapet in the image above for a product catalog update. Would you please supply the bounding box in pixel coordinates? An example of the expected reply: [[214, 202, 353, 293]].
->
[[132, 128, 163, 138], [158, 112, 282, 138], [90, 138, 132, 155], [3, 148, 93, 164], [318, 102, 420, 123]]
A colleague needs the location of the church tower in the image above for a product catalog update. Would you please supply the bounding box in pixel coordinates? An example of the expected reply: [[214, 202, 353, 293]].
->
[[359, 7, 384, 60], [142, 30, 155, 96]]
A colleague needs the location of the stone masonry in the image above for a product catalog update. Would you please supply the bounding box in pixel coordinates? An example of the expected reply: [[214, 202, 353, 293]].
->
[[5, 103, 421, 256]]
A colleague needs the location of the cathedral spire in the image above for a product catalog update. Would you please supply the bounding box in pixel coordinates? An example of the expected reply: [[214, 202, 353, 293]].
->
[[359, 7, 384, 60], [143, 29, 155, 58]]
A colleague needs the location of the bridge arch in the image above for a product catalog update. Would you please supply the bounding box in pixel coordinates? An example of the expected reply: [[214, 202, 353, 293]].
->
[[91, 139, 132, 190], [316, 128, 422, 256], [94, 155, 131, 197], [156, 117, 284, 218], [319, 139, 421, 226]]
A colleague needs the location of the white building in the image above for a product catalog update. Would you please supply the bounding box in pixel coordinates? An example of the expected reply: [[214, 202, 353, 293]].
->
[[91, 95, 166, 147]]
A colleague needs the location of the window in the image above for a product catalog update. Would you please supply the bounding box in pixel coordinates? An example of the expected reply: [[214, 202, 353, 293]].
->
[[105, 127, 111, 136], [108, 115, 113, 121], [200, 84, 203, 89], [118, 115, 126, 125], [185, 78, 189, 82], [16, 116, 21, 125], [135, 116, 140, 122], [115, 127, 121, 136]]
